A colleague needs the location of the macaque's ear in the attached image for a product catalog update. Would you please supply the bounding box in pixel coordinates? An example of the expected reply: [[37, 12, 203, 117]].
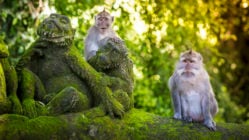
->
[[94, 16, 98, 25], [179, 52, 184, 59], [180, 52, 183, 56], [198, 53, 203, 61], [111, 16, 114, 22]]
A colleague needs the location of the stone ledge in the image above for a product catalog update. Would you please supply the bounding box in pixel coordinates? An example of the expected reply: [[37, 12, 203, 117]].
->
[[0, 109, 248, 140]]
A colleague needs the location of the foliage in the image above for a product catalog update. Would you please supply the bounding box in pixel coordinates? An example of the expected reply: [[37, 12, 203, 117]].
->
[[1, 0, 249, 123]]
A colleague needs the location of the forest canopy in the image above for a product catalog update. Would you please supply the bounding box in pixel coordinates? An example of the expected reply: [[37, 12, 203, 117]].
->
[[1, 0, 249, 124]]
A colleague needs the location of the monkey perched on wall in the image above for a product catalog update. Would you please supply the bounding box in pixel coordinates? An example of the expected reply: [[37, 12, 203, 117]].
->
[[84, 9, 122, 61], [168, 50, 218, 131]]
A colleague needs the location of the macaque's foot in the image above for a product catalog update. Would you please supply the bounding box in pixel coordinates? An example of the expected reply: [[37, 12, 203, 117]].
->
[[173, 113, 182, 120], [183, 116, 193, 122], [204, 120, 216, 131], [212, 121, 216, 126]]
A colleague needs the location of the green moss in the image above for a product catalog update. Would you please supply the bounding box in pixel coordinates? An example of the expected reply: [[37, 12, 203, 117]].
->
[[3, 14, 248, 140], [218, 123, 249, 140], [0, 39, 22, 115], [46, 87, 90, 115], [88, 38, 134, 111], [0, 114, 67, 140], [0, 109, 249, 139], [26, 116, 67, 139], [0, 114, 28, 139], [0, 39, 9, 58], [124, 109, 155, 127], [17, 14, 126, 118]]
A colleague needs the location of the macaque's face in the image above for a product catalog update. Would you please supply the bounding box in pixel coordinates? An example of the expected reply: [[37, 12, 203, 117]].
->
[[95, 11, 113, 33], [176, 50, 203, 78]]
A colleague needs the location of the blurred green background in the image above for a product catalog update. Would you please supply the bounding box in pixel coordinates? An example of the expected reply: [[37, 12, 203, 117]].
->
[[1, 0, 249, 124]]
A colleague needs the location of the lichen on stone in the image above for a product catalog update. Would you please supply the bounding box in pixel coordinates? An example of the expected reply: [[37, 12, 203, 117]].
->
[[0, 37, 22, 115], [16, 13, 128, 118], [88, 37, 134, 111]]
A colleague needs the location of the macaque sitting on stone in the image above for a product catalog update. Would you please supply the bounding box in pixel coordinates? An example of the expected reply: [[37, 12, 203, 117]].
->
[[168, 50, 218, 131], [16, 13, 124, 118], [88, 37, 134, 111], [84, 9, 122, 61]]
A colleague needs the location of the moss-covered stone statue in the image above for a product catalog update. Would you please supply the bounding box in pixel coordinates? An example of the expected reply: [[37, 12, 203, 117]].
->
[[88, 38, 134, 111], [16, 14, 125, 118], [0, 36, 22, 114]]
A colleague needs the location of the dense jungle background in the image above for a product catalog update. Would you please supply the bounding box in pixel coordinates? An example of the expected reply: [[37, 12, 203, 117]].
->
[[1, 0, 249, 124]]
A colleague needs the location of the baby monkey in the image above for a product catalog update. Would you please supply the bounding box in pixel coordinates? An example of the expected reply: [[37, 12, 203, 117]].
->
[[84, 9, 122, 61], [168, 50, 218, 131]]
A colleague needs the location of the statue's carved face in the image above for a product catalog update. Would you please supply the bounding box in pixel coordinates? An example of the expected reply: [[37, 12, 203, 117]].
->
[[95, 39, 127, 69], [37, 13, 75, 46]]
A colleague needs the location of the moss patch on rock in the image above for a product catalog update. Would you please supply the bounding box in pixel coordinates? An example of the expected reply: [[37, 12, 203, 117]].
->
[[0, 109, 248, 140]]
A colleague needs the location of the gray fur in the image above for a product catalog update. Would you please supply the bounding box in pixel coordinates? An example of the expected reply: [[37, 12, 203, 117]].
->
[[168, 50, 218, 131], [84, 13, 119, 60]]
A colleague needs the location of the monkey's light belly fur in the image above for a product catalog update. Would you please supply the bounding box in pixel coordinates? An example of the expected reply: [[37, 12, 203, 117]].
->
[[183, 91, 203, 121]]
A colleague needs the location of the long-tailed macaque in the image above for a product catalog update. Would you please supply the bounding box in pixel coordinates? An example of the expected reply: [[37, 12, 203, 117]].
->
[[84, 9, 122, 60], [168, 50, 218, 131]]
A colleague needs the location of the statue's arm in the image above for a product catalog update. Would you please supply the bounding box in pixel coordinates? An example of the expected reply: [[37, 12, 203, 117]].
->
[[1, 59, 17, 96], [1, 58, 22, 114], [15, 42, 46, 117], [65, 47, 125, 118]]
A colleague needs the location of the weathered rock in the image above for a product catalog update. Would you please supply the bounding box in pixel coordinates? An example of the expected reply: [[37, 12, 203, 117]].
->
[[88, 37, 134, 111], [16, 14, 126, 118], [0, 109, 248, 140], [0, 37, 22, 115]]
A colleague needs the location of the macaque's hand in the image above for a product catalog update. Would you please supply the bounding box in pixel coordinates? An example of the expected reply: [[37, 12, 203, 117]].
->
[[85, 9, 122, 60], [109, 37, 123, 44]]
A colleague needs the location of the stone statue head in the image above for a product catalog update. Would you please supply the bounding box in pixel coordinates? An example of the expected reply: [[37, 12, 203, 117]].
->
[[94, 38, 128, 70], [37, 13, 75, 46]]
